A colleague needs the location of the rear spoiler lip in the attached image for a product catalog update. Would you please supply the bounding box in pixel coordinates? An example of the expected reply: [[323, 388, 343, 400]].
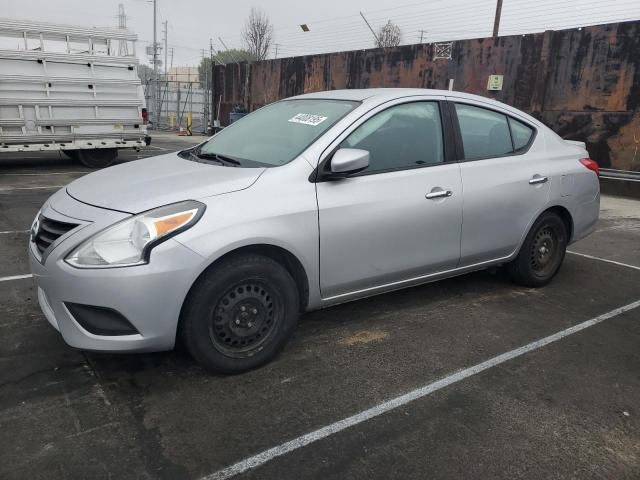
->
[[564, 139, 587, 149]]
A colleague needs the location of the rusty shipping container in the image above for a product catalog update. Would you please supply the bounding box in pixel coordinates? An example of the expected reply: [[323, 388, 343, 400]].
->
[[212, 20, 640, 173]]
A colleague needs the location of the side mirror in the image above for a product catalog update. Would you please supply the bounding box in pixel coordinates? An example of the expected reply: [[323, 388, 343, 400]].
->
[[329, 148, 370, 177]]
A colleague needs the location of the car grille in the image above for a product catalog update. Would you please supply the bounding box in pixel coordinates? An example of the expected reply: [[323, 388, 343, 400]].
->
[[33, 215, 79, 255]]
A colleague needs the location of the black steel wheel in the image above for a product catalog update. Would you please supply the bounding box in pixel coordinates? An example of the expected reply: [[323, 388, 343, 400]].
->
[[181, 253, 299, 374], [209, 281, 280, 358], [529, 225, 560, 277], [507, 212, 567, 287]]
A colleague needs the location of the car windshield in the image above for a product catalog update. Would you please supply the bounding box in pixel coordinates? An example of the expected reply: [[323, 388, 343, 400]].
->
[[196, 99, 359, 167]]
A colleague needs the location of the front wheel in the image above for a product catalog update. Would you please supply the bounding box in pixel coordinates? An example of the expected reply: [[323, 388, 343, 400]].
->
[[507, 212, 568, 287], [181, 254, 300, 374]]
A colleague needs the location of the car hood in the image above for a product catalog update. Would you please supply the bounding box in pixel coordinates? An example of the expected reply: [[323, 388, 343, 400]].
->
[[66, 152, 265, 213]]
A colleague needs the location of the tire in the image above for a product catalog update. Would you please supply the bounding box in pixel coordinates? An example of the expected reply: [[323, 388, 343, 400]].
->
[[507, 212, 568, 288], [181, 254, 300, 374], [75, 148, 118, 168], [61, 150, 79, 161]]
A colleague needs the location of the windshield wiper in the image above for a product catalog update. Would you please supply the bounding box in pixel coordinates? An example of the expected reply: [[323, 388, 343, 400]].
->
[[196, 152, 242, 167]]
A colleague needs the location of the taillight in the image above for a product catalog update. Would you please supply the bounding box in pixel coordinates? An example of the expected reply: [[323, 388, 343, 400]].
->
[[579, 158, 599, 177], [141, 108, 148, 125]]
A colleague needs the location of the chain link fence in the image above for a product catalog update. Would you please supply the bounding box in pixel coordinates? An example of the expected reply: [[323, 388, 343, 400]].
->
[[143, 80, 210, 134]]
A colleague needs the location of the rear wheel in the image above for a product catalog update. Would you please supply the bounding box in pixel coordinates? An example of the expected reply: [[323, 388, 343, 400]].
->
[[75, 148, 118, 168], [181, 254, 299, 374], [507, 212, 567, 287]]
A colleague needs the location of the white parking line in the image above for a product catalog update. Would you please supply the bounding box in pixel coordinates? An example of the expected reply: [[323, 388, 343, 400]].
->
[[0, 185, 63, 191], [0, 229, 29, 234], [568, 251, 640, 271], [0, 274, 33, 283], [0, 172, 86, 176], [202, 299, 640, 480]]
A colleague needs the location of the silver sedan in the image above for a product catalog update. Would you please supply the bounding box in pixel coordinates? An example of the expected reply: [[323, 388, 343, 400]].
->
[[29, 88, 600, 373]]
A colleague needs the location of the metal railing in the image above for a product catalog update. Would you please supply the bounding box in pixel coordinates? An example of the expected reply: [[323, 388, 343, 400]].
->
[[600, 168, 640, 182]]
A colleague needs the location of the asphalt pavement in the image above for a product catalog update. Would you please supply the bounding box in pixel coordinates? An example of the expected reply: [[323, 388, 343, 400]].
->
[[1, 138, 639, 480]]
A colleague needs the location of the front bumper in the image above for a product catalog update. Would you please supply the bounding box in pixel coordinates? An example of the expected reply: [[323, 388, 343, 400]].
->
[[30, 189, 205, 352]]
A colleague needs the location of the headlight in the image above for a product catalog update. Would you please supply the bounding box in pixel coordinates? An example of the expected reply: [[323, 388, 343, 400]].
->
[[65, 200, 205, 268]]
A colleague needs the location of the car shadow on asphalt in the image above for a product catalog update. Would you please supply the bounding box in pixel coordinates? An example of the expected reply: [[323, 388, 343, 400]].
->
[[85, 269, 511, 379]]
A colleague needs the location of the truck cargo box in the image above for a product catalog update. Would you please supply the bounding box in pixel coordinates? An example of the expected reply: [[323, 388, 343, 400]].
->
[[0, 18, 149, 166]]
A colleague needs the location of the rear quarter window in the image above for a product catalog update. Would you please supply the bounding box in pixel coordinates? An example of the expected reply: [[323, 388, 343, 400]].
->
[[509, 117, 534, 151]]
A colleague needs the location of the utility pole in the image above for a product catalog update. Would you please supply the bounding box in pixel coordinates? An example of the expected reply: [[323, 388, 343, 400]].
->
[[419, 30, 427, 43], [274, 43, 281, 59], [209, 38, 215, 131], [162, 20, 167, 126], [493, 0, 503, 37], [359, 11, 380, 45], [163, 21, 168, 78], [202, 48, 209, 133], [152, 0, 159, 126]]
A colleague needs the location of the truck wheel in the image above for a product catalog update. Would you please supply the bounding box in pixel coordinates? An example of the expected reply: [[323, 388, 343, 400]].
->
[[76, 148, 118, 168], [181, 254, 299, 374], [507, 212, 567, 288], [61, 150, 79, 161]]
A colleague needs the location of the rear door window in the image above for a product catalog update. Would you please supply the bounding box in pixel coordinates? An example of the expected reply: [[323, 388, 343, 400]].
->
[[454, 103, 513, 160]]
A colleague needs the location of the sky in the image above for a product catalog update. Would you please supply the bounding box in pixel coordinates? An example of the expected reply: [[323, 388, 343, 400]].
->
[[2, 0, 640, 67]]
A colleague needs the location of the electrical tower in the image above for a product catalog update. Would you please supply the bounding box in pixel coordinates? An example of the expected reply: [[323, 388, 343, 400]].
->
[[117, 4, 129, 56]]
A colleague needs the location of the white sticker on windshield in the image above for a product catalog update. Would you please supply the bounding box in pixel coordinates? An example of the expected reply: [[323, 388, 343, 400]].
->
[[288, 113, 328, 126]]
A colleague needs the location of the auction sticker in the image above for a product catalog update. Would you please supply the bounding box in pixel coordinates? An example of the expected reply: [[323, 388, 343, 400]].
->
[[288, 113, 328, 126]]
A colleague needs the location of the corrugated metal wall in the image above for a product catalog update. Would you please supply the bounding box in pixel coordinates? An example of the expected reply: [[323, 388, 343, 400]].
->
[[212, 21, 640, 172]]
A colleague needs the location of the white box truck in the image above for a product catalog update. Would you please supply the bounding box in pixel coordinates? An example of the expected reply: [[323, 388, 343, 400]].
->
[[0, 19, 149, 167]]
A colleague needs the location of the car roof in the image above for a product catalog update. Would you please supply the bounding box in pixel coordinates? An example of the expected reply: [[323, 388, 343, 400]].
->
[[289, 88, 542, 127], [290, 88, 486, 103]]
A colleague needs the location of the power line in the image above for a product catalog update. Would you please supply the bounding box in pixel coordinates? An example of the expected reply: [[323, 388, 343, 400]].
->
[[217, 0, 496, 45], [138, 0, 640, 65], [272, 5, 639, 54], [219, 0, 637, 48]]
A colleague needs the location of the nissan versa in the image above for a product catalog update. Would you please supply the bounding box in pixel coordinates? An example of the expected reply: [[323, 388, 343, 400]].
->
[[29, 89, 600, 373]]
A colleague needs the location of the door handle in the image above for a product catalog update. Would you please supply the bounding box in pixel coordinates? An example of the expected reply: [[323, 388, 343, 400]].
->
[[529, 175, 548, 185], [426, 189, 453, 199]]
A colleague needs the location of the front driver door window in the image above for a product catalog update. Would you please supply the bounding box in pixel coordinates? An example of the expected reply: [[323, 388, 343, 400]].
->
[[340, 102, 445, 172], [316, 101, 463, 300]]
